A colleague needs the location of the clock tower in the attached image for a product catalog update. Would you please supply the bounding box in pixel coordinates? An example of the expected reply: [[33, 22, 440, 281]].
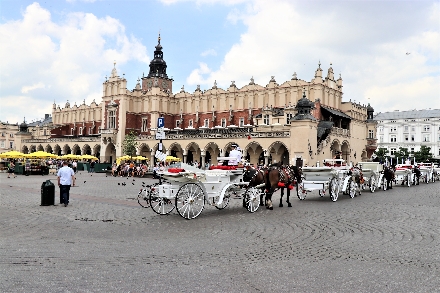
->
[[142, 34, 173, 92]]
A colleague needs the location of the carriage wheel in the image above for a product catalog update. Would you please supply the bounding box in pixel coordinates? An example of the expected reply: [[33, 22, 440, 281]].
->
[[407, 175, 411, 187], [175, 183, 205, 220], [382, 178, 387, 191], [329, 178, 339, 202], [213, 187, 232, 210], [296, 182, 306, 200], [244, 187, 262, 213], [149, 184, 175, 215], [137, 188, 150, 208], [348, 180, 356, 198]]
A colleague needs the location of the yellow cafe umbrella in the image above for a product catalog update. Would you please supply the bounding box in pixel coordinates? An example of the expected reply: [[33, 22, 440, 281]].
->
[[80, 154, 98, 160], [165, 156, 181, 162], [0, 150, 25, 159], [60, 154, 80, 160], [24, 151, 57, 158]]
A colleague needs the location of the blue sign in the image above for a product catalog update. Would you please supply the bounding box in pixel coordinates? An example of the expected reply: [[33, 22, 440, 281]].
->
[[157, 117, 164, 128]]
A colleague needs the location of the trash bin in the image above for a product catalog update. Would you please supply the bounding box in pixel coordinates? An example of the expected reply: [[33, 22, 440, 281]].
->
[[41, 180, 55, 206]]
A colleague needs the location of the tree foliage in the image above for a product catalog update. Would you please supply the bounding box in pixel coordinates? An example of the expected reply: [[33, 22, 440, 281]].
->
[[374, 147, 389, 162], [122, 130, 138, 158], [413, 145, 433, 163]]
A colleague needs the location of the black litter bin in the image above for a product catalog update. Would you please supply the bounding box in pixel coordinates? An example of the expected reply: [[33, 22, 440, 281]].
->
[[41, 180, 55, 206]]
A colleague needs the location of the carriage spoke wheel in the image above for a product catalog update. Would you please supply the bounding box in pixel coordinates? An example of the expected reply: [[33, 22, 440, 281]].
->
[[149, 184, 175, 215], [296, 182, 306, 200], [176, 183, 205, 220], [244, 187, 261, 213], [137, 188, 150, 208], [382, 178, 388, 191], [348, 179, 356, 198], [213, 187, 232, 210], [369, 177, 376, 193], [330, 178, 339, 202], [407, 175, 411, 187]]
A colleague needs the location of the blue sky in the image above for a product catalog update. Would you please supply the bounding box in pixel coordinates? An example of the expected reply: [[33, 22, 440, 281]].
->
[[1, 0, 439, 124]]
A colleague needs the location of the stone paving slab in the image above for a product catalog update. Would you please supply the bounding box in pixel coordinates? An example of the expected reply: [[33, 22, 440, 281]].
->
[[0, 172, 439, 292]]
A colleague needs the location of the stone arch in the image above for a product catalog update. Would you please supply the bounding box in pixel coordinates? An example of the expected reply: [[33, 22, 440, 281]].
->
[[82, 144, 92, 155], [93, 144, 101, 158], [330, 139, 341, 158], [204, 142, 220, 166], [168, 142, 183, 161], [105, 143, 116, 163], [137, 143, 152, 158], [22, 145, 29, 154], [30, 145, 36, 153], [341, 140, 350, 162], [185, 142, 201, 165], [72, 144, 81, 155], [53, 144, 61, 156], [37, 144, 44, 151], [244, 141, 264, 166], [63, 144, 71, 155], [45, 144, 53, 154], [267, 141, 290, 165]]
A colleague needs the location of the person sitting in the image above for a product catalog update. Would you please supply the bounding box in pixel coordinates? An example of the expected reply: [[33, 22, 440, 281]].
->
[[228, 144, 242, 166]]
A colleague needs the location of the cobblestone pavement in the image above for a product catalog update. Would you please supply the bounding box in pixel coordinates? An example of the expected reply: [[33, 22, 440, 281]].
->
[[0, 172, 439, 292]]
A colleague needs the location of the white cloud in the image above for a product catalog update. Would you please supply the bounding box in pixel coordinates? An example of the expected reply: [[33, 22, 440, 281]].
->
[[184, 0, 440, 112], [21, 82, 46, 94], [201, 49, 217, 57], [0, 2, 149, 122]]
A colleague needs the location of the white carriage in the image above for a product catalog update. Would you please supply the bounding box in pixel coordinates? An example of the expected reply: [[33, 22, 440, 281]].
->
[[149, 158, 263, 220], [393, 164, 414, 187], [418, 163, 435, 183], [298, 158, 353, 202], [434, 164, 440, 182], [358, 162, 383, 192]]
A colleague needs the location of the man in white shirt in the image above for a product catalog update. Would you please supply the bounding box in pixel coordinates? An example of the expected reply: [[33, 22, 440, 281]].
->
[[228, 144, 242, 166], [57, 161, 75, 207]]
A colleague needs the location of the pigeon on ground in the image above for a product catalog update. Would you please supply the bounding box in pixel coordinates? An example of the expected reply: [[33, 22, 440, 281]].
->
[[84, 181, 86, 183], [118, 183, 120, 185], [132, 182, 135, 185]]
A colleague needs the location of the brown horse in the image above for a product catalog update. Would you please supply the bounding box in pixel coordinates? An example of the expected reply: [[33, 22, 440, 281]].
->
[[242, 166, 266, 207], [264, 164, 302, 210]]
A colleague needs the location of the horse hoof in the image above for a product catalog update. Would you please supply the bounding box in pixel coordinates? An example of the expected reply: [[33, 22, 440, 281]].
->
[[269, 206, 273, 210], [260, 203, 264, 206], [288, 203, 292, 207], [279, 203, 283, 208]]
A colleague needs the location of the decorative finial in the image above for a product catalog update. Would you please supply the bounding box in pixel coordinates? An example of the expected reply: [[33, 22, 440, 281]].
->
[[292, 72, 297, 80], [158, 31, 161, 44], [318, 60, 321, 68], [113, 60, 116, 68]]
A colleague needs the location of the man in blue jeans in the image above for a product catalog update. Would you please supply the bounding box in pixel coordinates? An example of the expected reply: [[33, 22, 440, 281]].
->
[[57, 161, 75, 207]]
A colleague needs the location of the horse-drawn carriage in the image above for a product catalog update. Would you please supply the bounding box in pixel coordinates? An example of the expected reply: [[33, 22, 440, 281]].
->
[[418, 163, 435, 183], [393, 164, 415, 187], [144, 158, 263, 220], [358, 162, 383, 192]]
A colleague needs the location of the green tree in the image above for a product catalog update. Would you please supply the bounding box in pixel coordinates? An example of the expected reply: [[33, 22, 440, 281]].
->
[[395, 147, 410, 163], [374, 147, 389, 162], [413, 145, 433, 163], [122, 130, 138, 159]]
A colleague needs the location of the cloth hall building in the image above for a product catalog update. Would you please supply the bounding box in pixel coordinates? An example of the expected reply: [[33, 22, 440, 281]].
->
[[15, 36, 377, 167]]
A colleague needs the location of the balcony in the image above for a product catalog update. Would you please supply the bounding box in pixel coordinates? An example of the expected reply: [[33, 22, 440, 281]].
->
[[330, 127, 350, 137], [100, 128, 118, 134]]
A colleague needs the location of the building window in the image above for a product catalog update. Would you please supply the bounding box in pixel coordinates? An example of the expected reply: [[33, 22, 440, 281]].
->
[[188, 119, 193, 128], [390, 126, 396, 132], [0, 141, 4, 148], [438, 135, 440, 142], [379, 126, 383, 132], [108, 110, 116, 129], [368, 130, 374, 139], [239, 117, 244, 127], [9, 142, 13, 149], [423, 134, 430, 142], [423, 125, 430, 131], [404, 134, 409, 141], [404, 125, 408, 132], [411, 126, 415, 131], [411, 135, 415, 141], [379, 136, 383, 143], [286, 113, 293, 124], [390, 135, 396, 142], [411, 147, 414, 153], [263, 114, 269, 125], [204, 119, 209, 128], [142, 118, 148, 132], [390, 148, 396, 155], [79, 127, 83, 135], [89, 127, 92, 135], [71, 128, 74, 136], [221, 118, 226, 128], [9, 133, 13, 138]]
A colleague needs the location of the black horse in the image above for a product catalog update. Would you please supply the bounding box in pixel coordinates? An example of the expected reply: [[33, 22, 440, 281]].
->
[[383, 166, 395, 190], [242, 166, 266, 207], [413, 166, 421, 185]]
